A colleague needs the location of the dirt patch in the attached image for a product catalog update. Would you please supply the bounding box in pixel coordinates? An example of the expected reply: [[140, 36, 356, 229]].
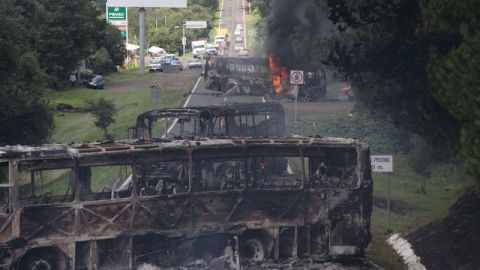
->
[[407, 187, 480, 270], [373, 197, 423, 215]]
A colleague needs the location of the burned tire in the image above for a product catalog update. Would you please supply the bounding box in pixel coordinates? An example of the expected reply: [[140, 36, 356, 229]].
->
[[243, 239, 265, 261], [17, 247, 69, 270]]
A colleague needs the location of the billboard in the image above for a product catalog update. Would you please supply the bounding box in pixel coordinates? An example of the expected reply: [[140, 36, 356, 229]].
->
[[106, 0, 187, 7], [185, 21, 207, 29], [107, 7, 128, 38]]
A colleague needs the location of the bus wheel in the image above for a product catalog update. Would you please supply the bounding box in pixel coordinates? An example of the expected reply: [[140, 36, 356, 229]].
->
[[17, 247, 69, 270], [30, 259, 52, 270], [243, 238, 265, 261]]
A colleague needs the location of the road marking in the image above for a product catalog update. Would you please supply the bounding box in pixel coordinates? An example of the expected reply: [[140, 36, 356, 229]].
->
[[243, 0, 247, 48], [164, 76, 202, 136], [219, 0, 224, 28]]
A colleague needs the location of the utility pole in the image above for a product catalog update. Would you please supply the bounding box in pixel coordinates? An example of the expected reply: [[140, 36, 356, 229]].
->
[[182, 24, 186, 56], [139, 7, 145, 74]]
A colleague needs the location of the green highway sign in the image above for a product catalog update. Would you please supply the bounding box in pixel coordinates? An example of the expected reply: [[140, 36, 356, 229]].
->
[[107, 7, 128, 40], [107, 6, 127, 21]]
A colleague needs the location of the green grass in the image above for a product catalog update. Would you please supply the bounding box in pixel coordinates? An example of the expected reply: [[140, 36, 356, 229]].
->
[[48, 70, 195, 143]]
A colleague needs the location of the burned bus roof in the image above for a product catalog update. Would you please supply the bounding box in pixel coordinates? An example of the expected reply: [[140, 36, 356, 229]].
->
[[136, 102, 284, 121], [0, 136, 365, 161]]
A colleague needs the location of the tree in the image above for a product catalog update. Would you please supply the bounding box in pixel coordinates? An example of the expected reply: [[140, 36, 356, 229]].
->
[[92, 47, 114, 75], [0, 0, 53, 145], [15, 0, 105, 87], [95, 23, 126, 69], [420, 0, 480, 179], [85, 98, 118, 139]]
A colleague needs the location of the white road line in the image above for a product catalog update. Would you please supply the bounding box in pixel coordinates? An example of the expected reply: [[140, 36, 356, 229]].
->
[[243, 0, 247, 48], [219, 0, 224, 29], [164, 76, 202, 136]]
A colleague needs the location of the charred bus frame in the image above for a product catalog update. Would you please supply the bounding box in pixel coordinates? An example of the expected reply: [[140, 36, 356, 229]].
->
[[130, 102, 286, 140], [0, 137, 372, 269]]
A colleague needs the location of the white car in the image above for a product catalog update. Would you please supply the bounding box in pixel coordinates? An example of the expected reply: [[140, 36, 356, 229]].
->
[[238, 49, 249, 57], [234, 29, 241, 36], [236, 24, 243, 30], [235, 36, 243, 43], [234, 45, 243, 51]]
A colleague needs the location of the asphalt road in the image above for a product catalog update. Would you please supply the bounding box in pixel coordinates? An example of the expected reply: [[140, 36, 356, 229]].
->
[[219, 0, 247, 56]]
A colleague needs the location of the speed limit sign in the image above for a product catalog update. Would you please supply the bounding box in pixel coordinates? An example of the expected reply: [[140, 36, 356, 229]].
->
[[290, 70, 304, 84]]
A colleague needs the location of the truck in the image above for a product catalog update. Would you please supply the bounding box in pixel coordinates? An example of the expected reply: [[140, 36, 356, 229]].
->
[[191, 40, 207, 58], [214, 28, 230, 49]]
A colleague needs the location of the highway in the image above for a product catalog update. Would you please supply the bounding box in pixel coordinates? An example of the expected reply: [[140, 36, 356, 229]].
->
[[164, 0, 262, 137]]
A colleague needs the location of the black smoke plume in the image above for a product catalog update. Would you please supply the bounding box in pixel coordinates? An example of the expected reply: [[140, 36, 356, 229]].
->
[[265, 0, 331, 68]]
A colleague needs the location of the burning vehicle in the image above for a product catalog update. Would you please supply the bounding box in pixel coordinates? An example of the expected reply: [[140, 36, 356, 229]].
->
[[204, 56, 327, 100], [0, 137, 372, 269], [130, 102, 286, 140]]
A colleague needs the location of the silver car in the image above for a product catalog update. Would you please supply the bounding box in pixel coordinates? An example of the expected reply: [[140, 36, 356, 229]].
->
[[149, 59, 163, 72]]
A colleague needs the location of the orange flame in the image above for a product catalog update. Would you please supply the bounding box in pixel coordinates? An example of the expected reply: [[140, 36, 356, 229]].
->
[[268, 54, 288, 95]]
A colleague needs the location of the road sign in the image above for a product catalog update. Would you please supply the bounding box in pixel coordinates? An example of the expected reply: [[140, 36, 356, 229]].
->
[[290, 70, 304, 85], [186, 21, 207, 29], [107, 6, 127, 20], [107, 7, 128, 39], [371, 155, 394, 172], [106, 0, 187, 7]]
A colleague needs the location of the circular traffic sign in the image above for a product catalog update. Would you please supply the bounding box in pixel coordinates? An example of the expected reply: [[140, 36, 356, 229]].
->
[[290, 70, 304, 84]]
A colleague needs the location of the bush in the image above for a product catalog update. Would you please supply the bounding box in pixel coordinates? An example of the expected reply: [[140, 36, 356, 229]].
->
[[85, 97, 118, 139], [92, 47, 113, 75]]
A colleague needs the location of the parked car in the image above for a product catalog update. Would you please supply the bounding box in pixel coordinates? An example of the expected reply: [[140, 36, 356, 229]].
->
[[236, 24, 243, 30], [170, 59, 184, 71], [86, 75, 104, 89], [162, 54, 178, 65], [188, 59, 202, 69], [149, 59, 163, 72], [238, 49, 249, 57], [235, 36, 243, 43]]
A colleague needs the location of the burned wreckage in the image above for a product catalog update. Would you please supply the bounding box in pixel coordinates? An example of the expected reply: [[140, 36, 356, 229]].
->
[[130, 102, 286, 140], [203, 56, 327, 100], [0, 136, 372, 269]]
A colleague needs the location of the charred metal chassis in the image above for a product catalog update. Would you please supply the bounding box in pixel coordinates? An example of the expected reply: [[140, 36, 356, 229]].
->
[[0, 137, 371, 269], [131, 102, 285, 139]]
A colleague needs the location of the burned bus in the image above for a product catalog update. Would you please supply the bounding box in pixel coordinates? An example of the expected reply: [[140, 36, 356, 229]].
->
[[204, 56, 327, 100], [0, 137, 372, 269], [130, 102, 285, 140]]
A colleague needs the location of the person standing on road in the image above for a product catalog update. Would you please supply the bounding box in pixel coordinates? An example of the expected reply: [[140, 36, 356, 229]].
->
[[69, 73, 76, 87]]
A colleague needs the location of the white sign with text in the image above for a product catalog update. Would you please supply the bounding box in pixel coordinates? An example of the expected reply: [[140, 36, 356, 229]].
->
[[371, 155, 394, 172]]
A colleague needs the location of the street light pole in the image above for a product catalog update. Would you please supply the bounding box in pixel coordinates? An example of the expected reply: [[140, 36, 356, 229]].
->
[[139, 7, 145, 74], [182, 24, 186, 56]]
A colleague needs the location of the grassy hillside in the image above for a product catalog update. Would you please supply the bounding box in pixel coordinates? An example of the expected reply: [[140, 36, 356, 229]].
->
[[48, 70, 196, 143]]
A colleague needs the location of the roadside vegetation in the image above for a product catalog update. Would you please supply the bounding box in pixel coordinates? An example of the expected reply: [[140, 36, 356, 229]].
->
[[48, 70, 196, 143], [127, 0, 219, 55], [282, 86, 475, 269]]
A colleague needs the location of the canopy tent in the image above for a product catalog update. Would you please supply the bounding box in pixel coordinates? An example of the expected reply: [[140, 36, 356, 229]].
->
[[147, 46, 167, 56], [126, 43, 140, 51]]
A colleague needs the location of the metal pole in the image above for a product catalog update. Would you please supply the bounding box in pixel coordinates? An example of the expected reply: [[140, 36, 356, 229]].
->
[[387, 172, 391, 227], [182, 24, 186, 56], [139, 7, 145, 74], [294, 85, 298, 123]]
